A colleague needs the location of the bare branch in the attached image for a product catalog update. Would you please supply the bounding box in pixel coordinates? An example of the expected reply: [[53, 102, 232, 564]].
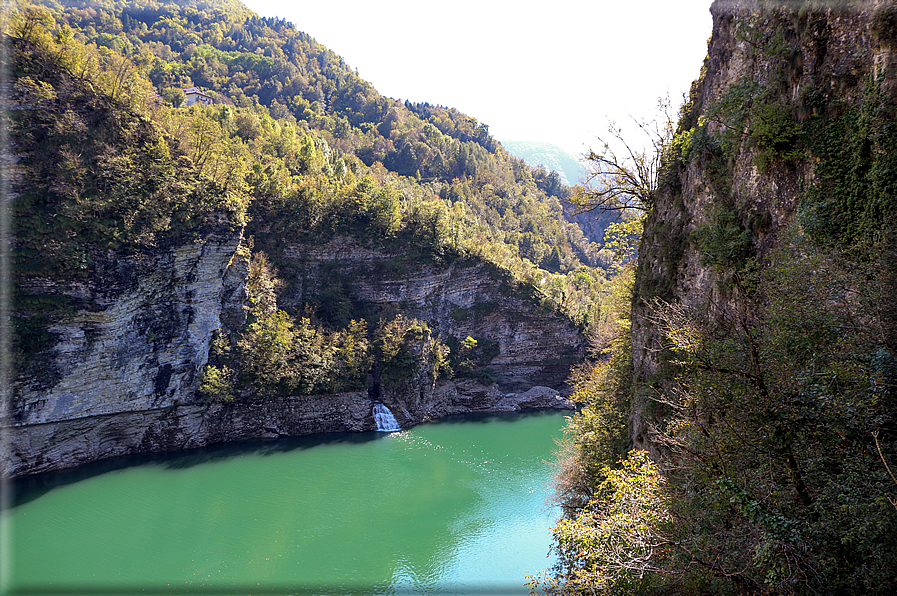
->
[[567, 96, 677, 216], [872, 430, 897, 511]]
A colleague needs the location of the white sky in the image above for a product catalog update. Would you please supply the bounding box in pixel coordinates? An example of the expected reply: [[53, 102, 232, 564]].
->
[[242, 0, 714, 157]]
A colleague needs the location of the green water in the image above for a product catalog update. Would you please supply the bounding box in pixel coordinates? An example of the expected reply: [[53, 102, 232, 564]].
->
[[3, 410, 566, 595]]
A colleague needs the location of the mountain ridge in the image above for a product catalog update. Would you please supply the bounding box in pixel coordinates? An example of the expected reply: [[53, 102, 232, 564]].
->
[[501, 140, 587, 187], [5, 0, 596, 476]]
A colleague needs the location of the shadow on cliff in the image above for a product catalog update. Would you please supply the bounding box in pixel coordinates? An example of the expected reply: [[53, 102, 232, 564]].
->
[[8, 431, 389, 509]]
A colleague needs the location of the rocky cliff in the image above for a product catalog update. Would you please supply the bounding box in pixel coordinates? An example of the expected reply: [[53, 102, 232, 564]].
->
[[281, 236, 584, 391], [10, 226, 244, 426], [631, 0, 897, 452], [5, 233, 579, 478]]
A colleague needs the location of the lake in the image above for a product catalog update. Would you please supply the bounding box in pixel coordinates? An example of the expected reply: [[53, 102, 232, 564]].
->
[[3, 409, 567, 595]]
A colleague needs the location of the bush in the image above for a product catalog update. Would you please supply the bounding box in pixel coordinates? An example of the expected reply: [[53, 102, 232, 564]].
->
[[530, 451, 673, 596], [198, 365, 236, 402], [694, 206, 752, 271], [374, 315, 427, 387], [750, 101, 804, 171]]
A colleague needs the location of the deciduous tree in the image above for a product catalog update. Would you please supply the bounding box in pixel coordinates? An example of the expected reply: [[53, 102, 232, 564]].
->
[[568, 97, 675, 215]]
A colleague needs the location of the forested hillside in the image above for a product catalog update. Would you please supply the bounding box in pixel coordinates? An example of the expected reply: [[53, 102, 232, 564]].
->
[[8, 0, 624, 415], [14, 0, 605, 277], [9, 0, 621, 305]]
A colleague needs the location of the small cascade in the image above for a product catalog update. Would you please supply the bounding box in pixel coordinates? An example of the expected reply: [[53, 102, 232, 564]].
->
[[372, 402, 401, 432]]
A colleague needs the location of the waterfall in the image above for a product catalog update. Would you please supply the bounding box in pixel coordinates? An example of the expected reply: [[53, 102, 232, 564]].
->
[[372, 402, 401, 432]]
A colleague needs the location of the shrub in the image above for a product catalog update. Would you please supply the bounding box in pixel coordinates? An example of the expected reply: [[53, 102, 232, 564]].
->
[[198, 365, 236, 402], [530, 451, 673, 596], [694, 206, 752, 272], [750, 102, 804, 171]]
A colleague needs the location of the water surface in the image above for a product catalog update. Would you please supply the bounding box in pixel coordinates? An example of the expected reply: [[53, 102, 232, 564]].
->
[[4, 410, 566, 595]]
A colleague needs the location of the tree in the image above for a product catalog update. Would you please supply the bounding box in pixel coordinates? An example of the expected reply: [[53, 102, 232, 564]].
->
[[198, 364, 236, 402], [568, 97, 675, 215], [238, 309, 296, 394], [600, 212, 644, 273], [13, 5, 53, 45], [638, 229, 897, 593], [161, 86, 186, 107], [529, 450, 675, 596]]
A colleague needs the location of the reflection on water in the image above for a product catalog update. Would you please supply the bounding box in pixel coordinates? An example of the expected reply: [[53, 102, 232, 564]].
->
[[4, 410, 565, 595]]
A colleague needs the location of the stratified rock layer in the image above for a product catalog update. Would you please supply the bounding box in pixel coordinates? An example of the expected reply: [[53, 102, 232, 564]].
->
[[5, 233, 579, 478], [11, 231, 243, 426], [283, 237, 584, 391]]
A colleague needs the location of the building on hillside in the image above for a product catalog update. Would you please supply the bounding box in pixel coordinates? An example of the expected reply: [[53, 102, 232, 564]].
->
[[183, 87, 214, 107]]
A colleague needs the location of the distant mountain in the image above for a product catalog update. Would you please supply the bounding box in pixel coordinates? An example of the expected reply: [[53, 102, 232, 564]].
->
[[502, 141, 587, 187], [502, 141, 617, 245]]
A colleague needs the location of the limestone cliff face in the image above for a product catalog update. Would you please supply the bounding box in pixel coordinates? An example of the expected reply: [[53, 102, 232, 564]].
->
[[282, 237, 585, 391], [5, 232, 579, 477], [631, 0, 897, 452], [10, 226, 245, 427]]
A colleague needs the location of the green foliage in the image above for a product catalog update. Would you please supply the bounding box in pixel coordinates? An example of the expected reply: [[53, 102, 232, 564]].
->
[[245, 252, 281, 318], [315, 282, 355, 330], [750, 101, 804, 171], [630, 230, 897, 593], [461, 335, 478, 351], [669, 116, 705, 164], [160, 86, 186, 107], [799, 79, 897, 252], [17, 0, 598, 284], [335, 319, 372, 390], [9, 0, 611, 405], [198, 364, 236, 402], [238, 309, 302, 394], [702, 80, 761, 158], [449, 306, 470, 321], [551, 266, 634, 515], [206, 254, 349, 397], [601, 212, 643, 272], [688, 51, 895, 257], [454, 335, 479, 376], [444, 333, 500, 377], [10, 29, 246, 281], [427, 335, 452, 381], [633, 213, 687, 304], [372, 315, 442, 388], [11, 0, 610, 364], [693, 206, 753, 272], [529, 451, 673, 596], [551, 226, 897, 595], [873, 4, 897, 45], [532, 166, 572, 200]]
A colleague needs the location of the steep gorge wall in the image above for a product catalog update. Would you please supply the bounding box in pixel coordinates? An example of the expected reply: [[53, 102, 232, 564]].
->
[[10, 227, 244, 426], [631, 0, 897, 452], [5, 224, 244, 477], [282, 237, 584, 391], [5, 234, 579, 478]]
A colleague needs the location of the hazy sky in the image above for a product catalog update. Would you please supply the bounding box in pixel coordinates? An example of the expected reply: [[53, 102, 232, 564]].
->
[[242, 0, 714, 157]]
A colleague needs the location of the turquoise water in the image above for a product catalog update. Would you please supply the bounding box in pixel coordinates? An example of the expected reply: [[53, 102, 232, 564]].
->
[[3, 410, 566, 595]]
